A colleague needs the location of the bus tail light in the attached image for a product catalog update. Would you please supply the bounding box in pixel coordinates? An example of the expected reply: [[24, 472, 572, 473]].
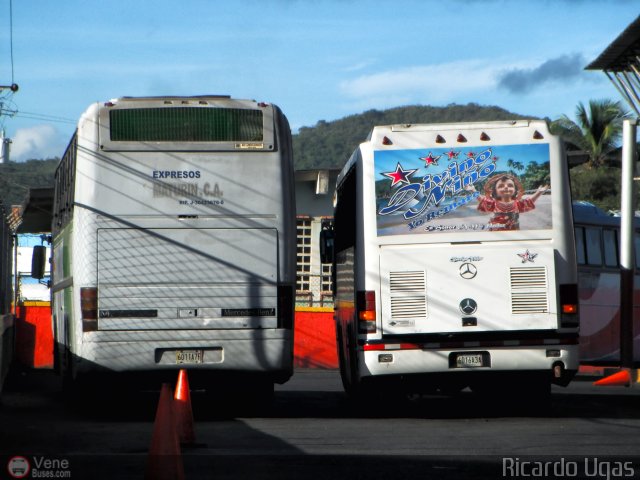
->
[[278, 285, 294, 329], [559, 284, 579, 327], [357, 290, 376, 334], [81, 287, 98, 332]]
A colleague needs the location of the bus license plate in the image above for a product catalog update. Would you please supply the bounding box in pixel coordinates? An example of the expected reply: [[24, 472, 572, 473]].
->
[[455, 353, 484, 368], [176, 350, 204, 364]]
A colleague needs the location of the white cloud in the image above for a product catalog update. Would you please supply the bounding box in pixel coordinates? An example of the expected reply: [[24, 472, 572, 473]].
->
[[10, 125, 65, 162], [342, 60, 376, 73], [339, 59, 499, 105]]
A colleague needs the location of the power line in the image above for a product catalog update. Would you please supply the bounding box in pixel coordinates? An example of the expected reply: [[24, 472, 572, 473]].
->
[[9, 0, 14, 84], [1, 0, 17, 92], [1, 0, 19, 121], [13, 111, 76, 125]]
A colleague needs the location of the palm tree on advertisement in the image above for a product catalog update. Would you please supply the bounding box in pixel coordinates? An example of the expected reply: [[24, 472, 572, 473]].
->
[[507, 159, 525, 176], [550, 99, 629, 168]]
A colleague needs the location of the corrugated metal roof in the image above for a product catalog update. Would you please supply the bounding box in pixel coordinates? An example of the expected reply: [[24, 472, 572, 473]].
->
[[586, 15, 640, 71]]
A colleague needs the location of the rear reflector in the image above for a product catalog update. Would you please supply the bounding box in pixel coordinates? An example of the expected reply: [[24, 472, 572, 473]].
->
[[81, 287, 98, 332], [364, 343, 421, 351]]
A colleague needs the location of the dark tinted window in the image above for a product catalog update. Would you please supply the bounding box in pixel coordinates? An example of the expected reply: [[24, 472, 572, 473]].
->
[[585, 227, 602, 266], [575, 227, 586, 265], [603, 229, 618, 267], [110, 108, 263, 142]]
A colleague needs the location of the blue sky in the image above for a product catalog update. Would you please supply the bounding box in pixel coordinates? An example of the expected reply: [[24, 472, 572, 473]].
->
[[0, 0, 638, 162]]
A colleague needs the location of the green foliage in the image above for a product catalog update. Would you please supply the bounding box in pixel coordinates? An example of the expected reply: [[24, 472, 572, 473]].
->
[[521, 162, 551, 191], [549, 99, 629, 169], [292, 103, 532, 170], [0, 158, 59, 207], [569, 164, 624, 212]]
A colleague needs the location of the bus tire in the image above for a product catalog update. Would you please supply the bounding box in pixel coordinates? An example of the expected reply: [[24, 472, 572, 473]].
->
[[336, 325, 352, 394]]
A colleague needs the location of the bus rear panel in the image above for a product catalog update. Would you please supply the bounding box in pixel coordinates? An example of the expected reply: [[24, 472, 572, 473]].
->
[[333, 120, 579, 397], [52, 97, 296, 387]]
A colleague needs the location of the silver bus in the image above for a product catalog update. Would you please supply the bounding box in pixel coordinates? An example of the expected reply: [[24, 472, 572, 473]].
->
[[49, 96, 296, 396]]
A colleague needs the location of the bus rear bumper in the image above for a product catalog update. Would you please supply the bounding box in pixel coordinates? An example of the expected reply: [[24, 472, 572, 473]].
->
[[361, 344, 579, 386], [74, 329, 293, 382]]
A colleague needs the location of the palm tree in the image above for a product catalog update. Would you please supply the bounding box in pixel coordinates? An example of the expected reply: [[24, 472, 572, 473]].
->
[[550, 99, 629, 168], [507, 159, 525, 175]]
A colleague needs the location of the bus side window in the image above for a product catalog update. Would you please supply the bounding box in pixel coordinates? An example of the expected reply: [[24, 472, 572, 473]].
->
[[603, 229, 618, 267], [585, 227, 602, 266], [575, 227, 586, 265]]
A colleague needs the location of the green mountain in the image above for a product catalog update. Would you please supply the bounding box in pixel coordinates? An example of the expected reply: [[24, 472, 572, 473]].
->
[[292, 103, 534, 170], [0, 103, 629, 212], [0, 158, 59, 208]]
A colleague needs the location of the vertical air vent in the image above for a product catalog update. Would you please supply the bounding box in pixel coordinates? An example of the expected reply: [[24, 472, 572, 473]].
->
[[509, 266, 549, 314], [389, 271, 427, 319]]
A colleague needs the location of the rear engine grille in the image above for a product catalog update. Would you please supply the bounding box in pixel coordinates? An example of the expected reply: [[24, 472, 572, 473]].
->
[[389, 271, 427, 319], [509, 266, 549, 314]]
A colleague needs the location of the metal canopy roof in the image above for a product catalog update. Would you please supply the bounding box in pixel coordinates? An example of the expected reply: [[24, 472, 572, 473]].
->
[[14, 187, 54, 234], [587, 15, 640, 71], [586, 15, 640, 115]]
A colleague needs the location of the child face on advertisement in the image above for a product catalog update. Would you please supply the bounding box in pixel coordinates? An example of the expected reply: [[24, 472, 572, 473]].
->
[[495, 178, 517, 201]]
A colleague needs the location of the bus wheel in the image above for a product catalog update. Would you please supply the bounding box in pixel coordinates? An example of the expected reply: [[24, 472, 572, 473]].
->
[[341, 325, 363, 399], [60, 347, 77, 397], [336, 327, 352, 394]]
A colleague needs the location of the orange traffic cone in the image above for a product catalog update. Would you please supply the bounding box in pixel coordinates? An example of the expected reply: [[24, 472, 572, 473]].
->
[[145, 383, 185, 480], [174, 369, 196, 446], [593, 369, 632, 387]]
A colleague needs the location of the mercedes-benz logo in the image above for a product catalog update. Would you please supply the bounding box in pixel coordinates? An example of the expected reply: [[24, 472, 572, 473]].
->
[[459, 298, 478, 315], [459, 262, 477, 279]]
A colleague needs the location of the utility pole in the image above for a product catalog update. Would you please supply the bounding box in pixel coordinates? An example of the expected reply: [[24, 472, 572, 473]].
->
[[0, 84, 19, 164], [587, 15, 640, 382], [0, 130, 11, 164]]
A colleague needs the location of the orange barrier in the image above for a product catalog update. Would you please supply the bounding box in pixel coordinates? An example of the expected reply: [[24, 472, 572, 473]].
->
[[11, 304, 339, 370], [145, 383, 185, 480], [15, 302, 53, 369], [174, 369, 196, 446], [593, 369, 633, 387], [294, 309, 338, 369]]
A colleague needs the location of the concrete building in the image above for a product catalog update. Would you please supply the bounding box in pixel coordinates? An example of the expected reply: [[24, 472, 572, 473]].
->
[[294, 169, 339, 307]]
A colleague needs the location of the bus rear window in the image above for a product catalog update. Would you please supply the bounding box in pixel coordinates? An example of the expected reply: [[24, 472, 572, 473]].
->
[[109, 107, 263, 142]]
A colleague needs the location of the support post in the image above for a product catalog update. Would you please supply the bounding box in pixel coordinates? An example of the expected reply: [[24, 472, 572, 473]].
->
[[619, 118, 638, 368]]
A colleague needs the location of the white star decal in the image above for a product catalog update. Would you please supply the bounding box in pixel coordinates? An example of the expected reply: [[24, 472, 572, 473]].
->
[[517, 250, 538, 263]]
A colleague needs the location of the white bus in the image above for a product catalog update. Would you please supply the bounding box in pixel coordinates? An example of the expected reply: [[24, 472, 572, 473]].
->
[[572, 201, 640, 367], [0, 204, 13, 394], [322, 120, 579, 401], [47, 96, 296, 395]]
